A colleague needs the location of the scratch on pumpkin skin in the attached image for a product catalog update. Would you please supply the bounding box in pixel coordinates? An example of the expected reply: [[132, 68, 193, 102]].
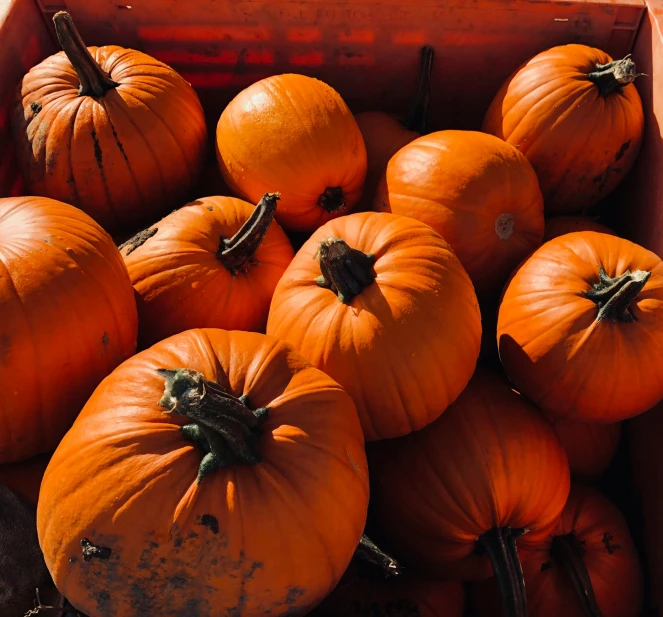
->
[[30, 101, 42, 116], [602, 531, 621, 554], [615, 140, 630, 162], [101, 332, 110, 348]]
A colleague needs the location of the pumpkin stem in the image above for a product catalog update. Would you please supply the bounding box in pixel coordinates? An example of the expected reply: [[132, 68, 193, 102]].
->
[[403, 45, 435, 133], [157, 368, 269, 483], [354, 535, 403, 578], [582, 265, 650, 323], [550, 533, 604, 617], [52, 12, 119, 97], [315, 237, 376, 303], [587, 55, 645, 97], [318, 187, 346, 213], [217, 192, 280, 275], [478, 527, 528, 617]]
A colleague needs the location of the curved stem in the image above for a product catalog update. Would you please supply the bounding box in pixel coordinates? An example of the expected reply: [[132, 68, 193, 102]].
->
[[157, 368, 269, 483], [582, 265, 650, 323], [403, 45, 435, 133], [587, 55, 644, 97], [217, 192, 280, 274], [550, 534, 604, 617], [315, 237, 376, 303], [354, 535, 402, 578]]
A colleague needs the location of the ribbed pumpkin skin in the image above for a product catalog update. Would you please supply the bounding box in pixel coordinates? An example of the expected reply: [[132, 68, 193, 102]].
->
[[216, 74, 367, 232], [266, 212, 482, 441], [12, 46, 207, 233], [121, 196, 294, 349], [497, 232, 663, 422], [483, 44, 644, 214], [543, 216, 616, 242], [374, 130, 544, 296], [37, 329, 369, 617], [0, 196, 137, 464]]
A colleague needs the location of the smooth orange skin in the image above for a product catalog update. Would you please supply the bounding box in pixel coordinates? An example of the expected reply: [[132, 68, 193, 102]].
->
[[369, 369, 570, 581], [483, 44, 644, 215], [216, 74, 368, 233], [121, 195, 294, 349], [37, 329, 369, 617], [375, 130, 544, 297], [12, 46, 208, 234], [0, 452, 51, 504], [0, 196, 137, 463], [497, 231, 663, 422], [543, 215, 616, 242], [474, 484, 643, 617], [266, 212, 482, 441]]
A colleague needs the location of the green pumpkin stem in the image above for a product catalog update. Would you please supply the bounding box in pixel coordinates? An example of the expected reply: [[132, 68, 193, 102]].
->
[[315, 237, 376, 303], [403, 45, 435, 133], [550, 533, 604, 617], [52, 11, 119, 97], [354, 535, 402, 578], [217, 192, 280, 275], [157, 368, 268, 483], [587, 55, 644, 97], [582, 265, 650, 323]]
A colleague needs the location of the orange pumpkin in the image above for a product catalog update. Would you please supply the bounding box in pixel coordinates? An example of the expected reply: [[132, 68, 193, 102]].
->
[[266, 211, 481, 441], [369, 369, 570, 617], [375, 130, 544, 296], [0, 196, 137, 464], [0, 452, 51, 504], [473, 484, 643, 617], [37, 329, 369, 617], [543, 216, 616, 242], [497, 231, 663, 422], [483, 44, 644, 214], [355, 46, 434, 210], [216, 74, 367, 233], [120, 193, 294, 349], [11, 12, 207, 234]]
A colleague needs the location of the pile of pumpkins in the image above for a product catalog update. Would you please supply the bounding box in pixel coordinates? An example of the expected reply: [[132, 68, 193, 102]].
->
[[1, 10, 660, 617]]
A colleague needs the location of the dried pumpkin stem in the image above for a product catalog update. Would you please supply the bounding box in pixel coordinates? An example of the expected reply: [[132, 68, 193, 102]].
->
[[582, 265, 650, 323], [318, 187, 346, 213], [587, 55, 644, 97], [354, 535, 402, 578], [157, 368, 268, 483], [550, 533, 604, 617], [53, 12, 119, 97], [403, 45, 435, 133], [315, 237, 376, 303], [217, 192, 280, 274]]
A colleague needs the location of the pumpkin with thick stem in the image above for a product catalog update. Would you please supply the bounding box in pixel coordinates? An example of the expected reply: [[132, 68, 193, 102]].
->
[[544, 216, 616, 242], [11, 11, 207, 234], [216, 73, 367, 233], [374, 130, 544, 296], [37, 329, 369, 617], [497, 231, 663, 422], [266, 211, 481, 441], [369, 369, 570, 617], [120, 193, 294, 349], [483, 45, 644, 214]]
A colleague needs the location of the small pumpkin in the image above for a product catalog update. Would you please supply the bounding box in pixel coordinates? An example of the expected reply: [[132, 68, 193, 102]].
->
[[216, 74, 367, 232], [543, 216, 616, 242], [0, 451, 51, 504], [483, 44, 644, 214], [497, 231, 663, 422], [120, 193, 294, 349], [0, 196, 137, 464], [473, 484, 643, 617], [11, 12, 207, 234], [375, 130, 544, 296], [37, 328, 369, 617], [369, 368, 570, 617], [266, 211, 482, 441]]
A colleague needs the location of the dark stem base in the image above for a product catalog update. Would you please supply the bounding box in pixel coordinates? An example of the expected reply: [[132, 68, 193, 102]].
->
[[582, 265, 650, 323], [587, 55, 643, 97], [354, 535, 402, 578], [315, 237, 376, 303], [317, 187, 346, 213]]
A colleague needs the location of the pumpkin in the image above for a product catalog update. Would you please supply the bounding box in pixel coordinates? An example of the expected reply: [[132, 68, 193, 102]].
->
[[216, 73, 367, 233], [37, 328, 369, 617], [497, 231, 663, 422], [266, 211, 481, 441], [543, 216, 616, 242], [120, 193, 294, 349], [473, 484, 643, 617], [0, 196, 137, 463], [354, 45, 434, 210], [374, 130, 544, 296], [0, 451, 51, 504], [11, 12, 207, 234], [483, 44, 644, 214], [369, 368, 570, 617]]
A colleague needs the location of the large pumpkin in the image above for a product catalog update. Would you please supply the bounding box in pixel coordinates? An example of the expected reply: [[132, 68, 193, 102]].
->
[[0, 196, 137, 463], [11, 12, 207, 234], [543, 216, 616, 242], [483, 44, 644, 214], [369, 369, 570, 617], [216, 74, 367, 232], [266, 211, 482, 441], [497, 231, 663, 422], [37, 329, 369, 617], [374, 130, 544, 296], [120, 193, 294, 348]]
